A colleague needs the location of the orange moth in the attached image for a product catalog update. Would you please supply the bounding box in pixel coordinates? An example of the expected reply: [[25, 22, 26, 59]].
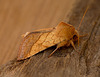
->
[[17, 8, 88, 60]]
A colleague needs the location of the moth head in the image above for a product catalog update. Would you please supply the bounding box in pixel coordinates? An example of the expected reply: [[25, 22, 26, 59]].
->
[[72, 30, 79, 42]]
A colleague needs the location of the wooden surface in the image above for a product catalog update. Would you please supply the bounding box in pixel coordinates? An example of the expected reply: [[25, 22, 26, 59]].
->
[[0, 0, 75, 65], [0, 0, 100, 77]]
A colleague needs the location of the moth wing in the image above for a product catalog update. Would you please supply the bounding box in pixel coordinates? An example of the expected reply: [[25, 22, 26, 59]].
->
[[17, 28, 55, 60], [17, 22, 73, 60]]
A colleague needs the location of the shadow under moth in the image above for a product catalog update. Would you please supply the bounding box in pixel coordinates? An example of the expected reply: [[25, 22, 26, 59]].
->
[[17, 8, 88, 60]]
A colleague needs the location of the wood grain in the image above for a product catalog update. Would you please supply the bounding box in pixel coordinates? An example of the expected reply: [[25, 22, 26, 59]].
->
[[0, 0, 100, 77], [0, 0, 75, 65]]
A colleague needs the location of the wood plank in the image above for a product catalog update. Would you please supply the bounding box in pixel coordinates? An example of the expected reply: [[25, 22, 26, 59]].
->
[[0, 0, 100, 77]]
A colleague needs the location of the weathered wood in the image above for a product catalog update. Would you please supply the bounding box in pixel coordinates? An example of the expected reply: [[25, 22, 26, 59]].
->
[[0, 0, 100, 77]]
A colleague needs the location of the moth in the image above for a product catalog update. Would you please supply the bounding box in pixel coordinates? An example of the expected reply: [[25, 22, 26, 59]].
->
[[17, 8, 88, 60]]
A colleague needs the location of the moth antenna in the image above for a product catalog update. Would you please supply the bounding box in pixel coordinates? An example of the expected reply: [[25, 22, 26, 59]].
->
[[77, 6, 89, 31], [77, 6, 89, 46]]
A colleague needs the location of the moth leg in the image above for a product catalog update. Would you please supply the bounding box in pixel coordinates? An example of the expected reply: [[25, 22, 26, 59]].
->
[[48, 47, 58, 58], [70, 40, 76, 51], [21, 32, 30, 37], [70, 40, 81, 54], [48, 40, 67, 58], [78, 34, 88, 46], [78, 33, 88, 44], [70, 40, 80, 54], [79, 34, 88, 37]]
